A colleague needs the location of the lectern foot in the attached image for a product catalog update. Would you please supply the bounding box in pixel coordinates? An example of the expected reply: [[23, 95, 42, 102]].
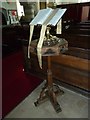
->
[[47, 88, 62, 113], [54, 102, 62, 113], [34, 100, 38, 107], [34, 93, 48, 106], [34, 83, 64, 113]]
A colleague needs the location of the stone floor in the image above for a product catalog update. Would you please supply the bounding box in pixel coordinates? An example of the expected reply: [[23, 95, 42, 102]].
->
[[5, 81, 88, 118]]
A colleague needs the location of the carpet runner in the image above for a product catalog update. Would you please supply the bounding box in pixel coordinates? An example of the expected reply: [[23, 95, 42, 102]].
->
[[2, 51, 42, 118]]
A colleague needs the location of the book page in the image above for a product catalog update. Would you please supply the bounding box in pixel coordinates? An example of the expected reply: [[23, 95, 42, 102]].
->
[[30, 8, 53, 25], [43, 8, 58, 25], [48, 8, 67, 26]]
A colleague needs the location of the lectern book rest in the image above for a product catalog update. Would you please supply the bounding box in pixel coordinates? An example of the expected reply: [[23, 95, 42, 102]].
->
[[28, 8, 67, 68]]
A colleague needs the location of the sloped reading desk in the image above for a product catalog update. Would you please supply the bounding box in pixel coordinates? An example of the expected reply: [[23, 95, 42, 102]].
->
[[28, 8, 68, 112]]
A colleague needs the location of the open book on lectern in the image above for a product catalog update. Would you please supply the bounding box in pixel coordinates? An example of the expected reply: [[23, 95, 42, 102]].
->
[[28, 8, 67, 68], [30, 8, 66, 26]]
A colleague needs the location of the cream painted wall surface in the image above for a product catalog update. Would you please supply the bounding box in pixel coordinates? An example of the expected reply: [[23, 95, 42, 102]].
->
[[53, 0, 90, 4], [0, 0, 16, 10], [57, 0, 79, 3]]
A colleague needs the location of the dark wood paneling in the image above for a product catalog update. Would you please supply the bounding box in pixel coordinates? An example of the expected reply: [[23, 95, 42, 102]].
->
[[25, 52, 89, 91], [57, 2, 90, 23]]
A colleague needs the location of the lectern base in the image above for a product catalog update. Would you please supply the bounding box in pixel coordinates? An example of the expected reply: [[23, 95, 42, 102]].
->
[[30, 37, 67, 113], [34, 82, 64, 113]]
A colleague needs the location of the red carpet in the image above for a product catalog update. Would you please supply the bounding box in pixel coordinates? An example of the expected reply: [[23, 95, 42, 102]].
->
[[2, 51, 42, 118]]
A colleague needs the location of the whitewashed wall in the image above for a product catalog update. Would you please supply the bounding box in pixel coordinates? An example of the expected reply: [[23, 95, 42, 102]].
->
[[46, 0, 89, 4], [0, 0, 16, 10]]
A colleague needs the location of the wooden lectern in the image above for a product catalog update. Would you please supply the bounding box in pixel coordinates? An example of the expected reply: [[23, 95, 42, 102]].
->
[[28, 8, 68, 112]]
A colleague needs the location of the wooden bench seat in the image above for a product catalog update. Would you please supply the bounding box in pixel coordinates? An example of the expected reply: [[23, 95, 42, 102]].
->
[[28, 52, 89, 91]]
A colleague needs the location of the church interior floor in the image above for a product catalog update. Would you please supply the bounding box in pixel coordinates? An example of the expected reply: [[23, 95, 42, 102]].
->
[[5, 80, 88, 118]]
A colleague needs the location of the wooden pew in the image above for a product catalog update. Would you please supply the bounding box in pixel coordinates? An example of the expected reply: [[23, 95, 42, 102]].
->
[[69, 24, 90, 29], [27, 49, 89, 91], [62, 21, 90, 34], [60, 34, 90, 49], [64, 28, 90, 35]]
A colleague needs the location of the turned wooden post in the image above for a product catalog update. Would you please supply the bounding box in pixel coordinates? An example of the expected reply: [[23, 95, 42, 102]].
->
[[47, 56, 53, 88]]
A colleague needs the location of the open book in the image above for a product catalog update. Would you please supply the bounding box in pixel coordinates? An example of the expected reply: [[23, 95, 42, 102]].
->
[[28, 8, 67, 69], [30, 8, 66, 26]]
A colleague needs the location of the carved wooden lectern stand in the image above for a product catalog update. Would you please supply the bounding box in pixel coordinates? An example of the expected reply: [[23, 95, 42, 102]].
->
[[30, 35, 68, 113], [34, 55, 64, 113], [28, 8, 67, 113]]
